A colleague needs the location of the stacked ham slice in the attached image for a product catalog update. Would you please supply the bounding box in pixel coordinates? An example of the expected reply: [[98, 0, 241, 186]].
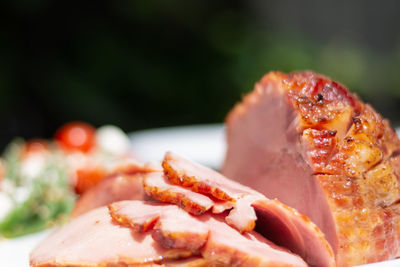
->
[[223, 71, 400, 266], [31, 201, 306, 267], [30, 152, 335, 267], [71, 159, 161, 217]]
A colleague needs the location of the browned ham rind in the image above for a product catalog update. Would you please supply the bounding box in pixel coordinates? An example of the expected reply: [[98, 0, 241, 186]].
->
[[163, 152, 261, 201], [161, 152, 263, 233], [143, 172, 214, 215], [223, 71, 400, 266]]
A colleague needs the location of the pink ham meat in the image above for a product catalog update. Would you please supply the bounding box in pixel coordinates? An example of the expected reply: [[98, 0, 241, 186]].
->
[[144, 152, 335, 267], [30, 206, 193, 267], [72, 160, 160, 217], [222, 71, 400, 266], [109, 201, 210, 252], [110, 201, 307, 267], [30, 200, 307, 267], [71, 174, 144, 217]]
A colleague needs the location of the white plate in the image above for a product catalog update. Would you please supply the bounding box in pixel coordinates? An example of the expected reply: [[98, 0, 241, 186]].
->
[[130, 123, 226, 169], [0, 230, 50, 266], [1, 124, 399, 267]]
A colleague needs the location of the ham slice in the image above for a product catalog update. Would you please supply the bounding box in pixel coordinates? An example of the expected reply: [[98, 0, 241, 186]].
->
[[31, 200, 307, 267], [202, 218, 304, 267], [109, 201, 210, 252], [143, 172, 215, 215], [144, 152, 335, 267], [110, 200, 308, 267], [163, 151, 261, 201], [161, 152, 264, 231], [72, 160, 159, 217], [223, 71, 400, 266], [71, 174, 145, 217], [30, 206, 193, 267]]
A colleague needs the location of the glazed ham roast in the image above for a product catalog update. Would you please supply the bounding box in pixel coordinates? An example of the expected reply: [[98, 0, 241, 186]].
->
[[30, 152, 335, 267], [223, 71, 400, 266]]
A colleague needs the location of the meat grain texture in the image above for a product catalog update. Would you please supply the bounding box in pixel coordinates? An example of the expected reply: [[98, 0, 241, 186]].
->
[[223, 71, 400, 266]]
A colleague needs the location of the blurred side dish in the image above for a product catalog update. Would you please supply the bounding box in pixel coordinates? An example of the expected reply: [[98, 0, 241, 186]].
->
[[0, 122, 133, 238]]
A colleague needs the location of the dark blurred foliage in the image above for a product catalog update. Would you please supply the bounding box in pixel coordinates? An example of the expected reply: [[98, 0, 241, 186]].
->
[[1, 0, 400, 150]]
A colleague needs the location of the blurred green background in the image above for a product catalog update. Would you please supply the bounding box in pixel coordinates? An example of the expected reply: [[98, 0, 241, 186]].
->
[[1, 0, 400, 150]]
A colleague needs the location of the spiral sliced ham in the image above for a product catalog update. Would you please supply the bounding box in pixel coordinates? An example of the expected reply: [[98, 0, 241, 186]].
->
[[223, 71, 400, 266]]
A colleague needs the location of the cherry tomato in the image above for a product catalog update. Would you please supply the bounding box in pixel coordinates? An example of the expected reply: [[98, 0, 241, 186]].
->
[[74, 165, 107, 194], [23, 139, 49, 157], [55, 122, 96, 153]]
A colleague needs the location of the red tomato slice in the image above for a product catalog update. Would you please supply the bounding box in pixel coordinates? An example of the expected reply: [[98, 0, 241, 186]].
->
[[55, 122, 96, 153]]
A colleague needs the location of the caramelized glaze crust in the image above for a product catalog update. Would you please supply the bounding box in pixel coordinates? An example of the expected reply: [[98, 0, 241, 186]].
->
[[279, 72, 400, 265], [225, 71, 400, 266]]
